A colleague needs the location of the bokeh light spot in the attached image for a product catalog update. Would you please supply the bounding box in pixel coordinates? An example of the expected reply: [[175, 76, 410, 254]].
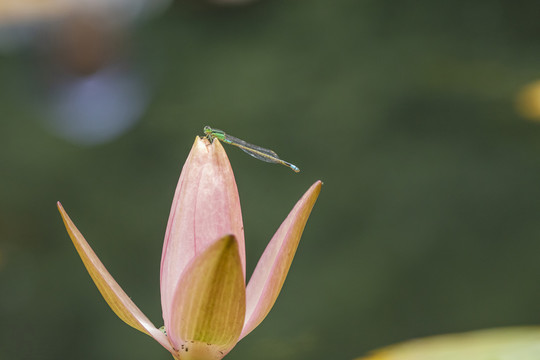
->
[[516, 80, 540, 120]]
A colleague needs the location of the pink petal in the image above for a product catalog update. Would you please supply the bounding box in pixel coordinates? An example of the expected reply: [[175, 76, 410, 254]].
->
[[57, 202, 175, 354], [160, 137, 245, 325], [241, 181, 322, 339], [167, 235, 246, 360]]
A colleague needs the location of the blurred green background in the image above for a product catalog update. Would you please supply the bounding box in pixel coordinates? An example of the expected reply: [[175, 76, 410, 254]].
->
[[2, 0, 540, 359]]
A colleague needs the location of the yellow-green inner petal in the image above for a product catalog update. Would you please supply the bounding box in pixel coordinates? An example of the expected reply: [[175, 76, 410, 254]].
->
[[168, 235, 246, 357]]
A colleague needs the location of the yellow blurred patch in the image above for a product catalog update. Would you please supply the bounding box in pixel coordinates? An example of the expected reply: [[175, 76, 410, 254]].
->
[[356, 327, 540, 360], [516, 80, 540, 120]]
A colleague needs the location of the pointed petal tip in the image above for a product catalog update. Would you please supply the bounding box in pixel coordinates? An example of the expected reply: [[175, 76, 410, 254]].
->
[[57, 202, 70, 224], [193, 136, 207, 151], [304, 180, 322, 202], [220, 233, 237, 248]]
